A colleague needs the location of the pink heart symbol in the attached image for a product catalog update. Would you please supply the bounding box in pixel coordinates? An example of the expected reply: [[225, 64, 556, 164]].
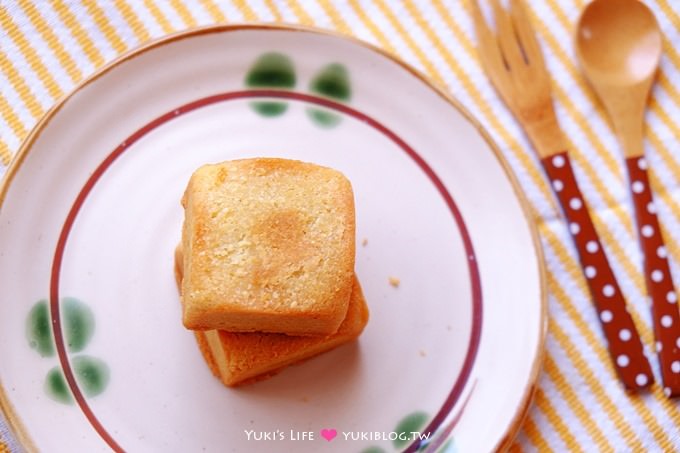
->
[[320, 428, 337, 442]]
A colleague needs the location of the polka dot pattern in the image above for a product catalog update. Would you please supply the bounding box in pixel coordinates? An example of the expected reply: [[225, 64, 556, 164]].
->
[[585, 266, 596, 279], [647, 201, 657, 214], [586, 241, 598, 253], [553, 179, 564, 192], [569, 222, 580, 235], [542, 152, 653, 391], [657, 246, 667, 259], [672, 361, 680, 374], [637, 157, 648, 170], [552, 155, 565, 168], [619, 329, 631, 341], [570, 198, 583, 210], [626, 156, 680, 396]]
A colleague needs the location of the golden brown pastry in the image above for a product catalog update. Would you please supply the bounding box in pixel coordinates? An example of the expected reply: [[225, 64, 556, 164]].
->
[[180, 158, 356, 335]]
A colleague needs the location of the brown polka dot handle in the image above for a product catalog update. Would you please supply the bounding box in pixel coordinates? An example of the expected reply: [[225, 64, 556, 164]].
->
[[542, 151, 653, 391], [626, 156, 680, 397]]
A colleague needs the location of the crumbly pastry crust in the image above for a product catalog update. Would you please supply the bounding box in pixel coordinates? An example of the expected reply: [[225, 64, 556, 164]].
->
[[181, 158, 355, 335]]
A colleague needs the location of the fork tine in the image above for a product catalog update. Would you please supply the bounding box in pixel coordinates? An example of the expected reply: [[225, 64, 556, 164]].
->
[[509, 0, 545, 68], [489, 0, 526, 70], [470, 0, 509, 91]]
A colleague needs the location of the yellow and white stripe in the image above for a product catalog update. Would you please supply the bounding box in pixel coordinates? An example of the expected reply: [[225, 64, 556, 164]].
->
[[1, 0, 679, 451]]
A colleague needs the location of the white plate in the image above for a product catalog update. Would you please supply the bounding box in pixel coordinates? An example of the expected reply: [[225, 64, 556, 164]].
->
[[0, 25, 545, 453]]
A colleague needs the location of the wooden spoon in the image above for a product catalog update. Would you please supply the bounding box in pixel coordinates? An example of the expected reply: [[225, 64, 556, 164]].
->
[[576, 0, 680, 398]]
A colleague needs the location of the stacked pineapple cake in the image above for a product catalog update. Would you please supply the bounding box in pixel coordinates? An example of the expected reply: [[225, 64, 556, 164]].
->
[[175, 158, 368, 386]]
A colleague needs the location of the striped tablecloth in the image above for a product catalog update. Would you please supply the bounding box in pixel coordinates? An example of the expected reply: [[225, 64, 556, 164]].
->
[[1, 1, 680, 451]]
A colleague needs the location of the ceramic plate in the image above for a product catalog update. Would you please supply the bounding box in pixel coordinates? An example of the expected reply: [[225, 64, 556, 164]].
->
[[0, 25, 545, 453]]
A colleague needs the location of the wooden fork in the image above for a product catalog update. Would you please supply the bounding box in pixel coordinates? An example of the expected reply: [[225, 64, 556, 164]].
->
[[471, 0, 653, 391]]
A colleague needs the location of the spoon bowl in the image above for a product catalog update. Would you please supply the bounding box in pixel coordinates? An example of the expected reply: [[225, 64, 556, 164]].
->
[[576, 0, 662, 85], [575, 0, 662, 156]]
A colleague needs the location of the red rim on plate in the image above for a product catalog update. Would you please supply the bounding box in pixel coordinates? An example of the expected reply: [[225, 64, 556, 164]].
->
[[49, 90, 483, 452]]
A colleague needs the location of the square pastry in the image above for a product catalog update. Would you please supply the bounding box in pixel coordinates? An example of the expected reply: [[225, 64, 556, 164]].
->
[[180, 158, 356, 335]]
